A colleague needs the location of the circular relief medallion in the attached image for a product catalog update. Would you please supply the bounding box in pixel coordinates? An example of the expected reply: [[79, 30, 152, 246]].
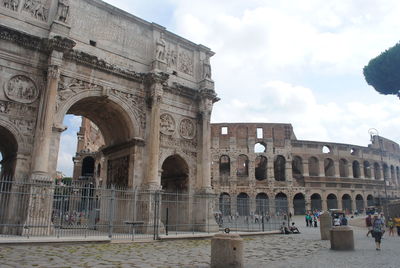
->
[[179, 118, 196, 139], [5, 75, 39, 104], [160, 113, 176, 135]]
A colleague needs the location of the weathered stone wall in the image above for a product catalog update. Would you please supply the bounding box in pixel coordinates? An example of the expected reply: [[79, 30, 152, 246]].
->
[[211, 123, 400, 215]]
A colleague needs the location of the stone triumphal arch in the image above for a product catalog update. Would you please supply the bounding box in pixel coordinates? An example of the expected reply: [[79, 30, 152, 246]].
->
[[0, 0, 218, 234]]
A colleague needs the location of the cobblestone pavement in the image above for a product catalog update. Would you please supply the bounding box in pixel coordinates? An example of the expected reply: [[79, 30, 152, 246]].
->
[[0, 217, 399, 267]]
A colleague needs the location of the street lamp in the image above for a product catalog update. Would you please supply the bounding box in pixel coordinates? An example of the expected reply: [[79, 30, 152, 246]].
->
[[368, 128, 389, 218]]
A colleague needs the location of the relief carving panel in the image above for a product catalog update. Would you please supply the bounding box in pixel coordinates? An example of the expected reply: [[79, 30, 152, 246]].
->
[[4, 75, 39, 104], [22, 0, 50, 22], [160, 113, 175, 135], [179, 118, 196, 139], [2, 0, 20, 11], [178, 48, 194, 76]]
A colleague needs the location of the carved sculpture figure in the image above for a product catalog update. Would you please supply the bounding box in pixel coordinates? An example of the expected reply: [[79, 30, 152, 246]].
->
[[56, 0, 69, 22], [4, 0, 19, 11], [160, 113, 175, 135], [155, 33, 166, 61], [179, 118, 195, 139], [203, 56, 212, 79], [5, 75, 39, 103]]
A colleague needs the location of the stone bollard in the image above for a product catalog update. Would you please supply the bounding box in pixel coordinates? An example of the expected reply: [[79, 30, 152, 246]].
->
[[319, 212, 332, 240], [330, 226, 354, 250], [211, 233, 243, 268]]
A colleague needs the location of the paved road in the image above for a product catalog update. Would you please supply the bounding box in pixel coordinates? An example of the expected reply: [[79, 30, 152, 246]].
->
[[0, 217, 399, 267]]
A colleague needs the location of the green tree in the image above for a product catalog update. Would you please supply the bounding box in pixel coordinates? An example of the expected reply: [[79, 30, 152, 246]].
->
[[363, 42, 400, 97]]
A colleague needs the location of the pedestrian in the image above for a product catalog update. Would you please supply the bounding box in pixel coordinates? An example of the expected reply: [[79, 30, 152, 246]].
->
[[305, 213, 309, 227], [372, 213, 385, 250], [387, 217, 395, 237], [394, 215, 400, 236], [313, 215, 318, 228], [340, 215, 348, 226], [365, 214, 373, 237]]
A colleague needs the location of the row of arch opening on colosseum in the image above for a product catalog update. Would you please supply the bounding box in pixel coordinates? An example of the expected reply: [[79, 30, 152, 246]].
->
[[218, 154, 400, 184], [218, 192, 379, 216]]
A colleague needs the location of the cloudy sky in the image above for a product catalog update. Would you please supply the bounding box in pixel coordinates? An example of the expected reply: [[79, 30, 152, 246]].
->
[[57, 0, 400, 176]]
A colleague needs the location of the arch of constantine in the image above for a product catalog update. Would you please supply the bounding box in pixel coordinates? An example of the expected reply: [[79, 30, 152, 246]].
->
[[0, 0, 218, 234]]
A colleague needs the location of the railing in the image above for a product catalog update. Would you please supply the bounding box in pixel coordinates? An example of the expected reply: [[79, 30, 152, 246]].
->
[[0, 179, 281, 240]]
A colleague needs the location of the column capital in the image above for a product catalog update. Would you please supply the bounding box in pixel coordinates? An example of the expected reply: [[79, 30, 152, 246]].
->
[[47, 65, 60, 80]]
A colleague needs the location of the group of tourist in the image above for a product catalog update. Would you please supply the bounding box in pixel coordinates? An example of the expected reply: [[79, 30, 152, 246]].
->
[[365, 213, 400, 250], [305, 211, 319, 228], [280, 222, 300, 234]]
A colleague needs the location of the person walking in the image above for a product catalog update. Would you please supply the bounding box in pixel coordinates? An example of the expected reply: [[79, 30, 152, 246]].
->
[[305, 213, 309, 227], [387, 218, 395, 237], [394, 215, 400, 236], [366, 214, 373, 237], [372, 213, 385, 250]]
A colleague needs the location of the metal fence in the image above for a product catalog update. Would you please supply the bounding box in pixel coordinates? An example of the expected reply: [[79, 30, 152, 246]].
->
[[0, 179, 282, 240]]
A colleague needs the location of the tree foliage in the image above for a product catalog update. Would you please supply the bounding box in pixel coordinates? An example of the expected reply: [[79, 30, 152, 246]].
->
[[363, 42, 400, 97]]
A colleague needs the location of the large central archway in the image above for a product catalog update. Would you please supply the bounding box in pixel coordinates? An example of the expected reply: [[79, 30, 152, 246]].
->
[[56, 95, 137, 188], [0, 125, 18, 180]]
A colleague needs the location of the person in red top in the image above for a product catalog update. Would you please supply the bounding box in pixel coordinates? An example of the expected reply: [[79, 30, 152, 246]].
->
[[366, 214, 373, 237]]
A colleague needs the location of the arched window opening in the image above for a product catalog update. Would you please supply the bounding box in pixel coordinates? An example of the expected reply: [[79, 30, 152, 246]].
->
[[219, 193, 231, 216], [310, 193, 322, 211], [274, 155, 286, 181], [237, 193, 249, 216], [255, 156, 267, 181], [255, 193, 269, 215], [342, 194, 352, 213], [374, 163, 381, 180], [308, 157, 319, 176], [363, 161, 371, 178], [81, 156, 95, 178], [236, 155, 249, 177], [390, 165, 395, 184], [339, 159, 348, 178], [355, 194, 364, 213], [219, 155, 230, 176], [322, 145, 331, 154], [292, 156, 303, 179], [397, 167, 400, 183], [350, 148, 358, 156], [324, 158, 335, 177], [293, 193, 306, 215], [327, 194, 338, 210], [367, 195, 375, 206], [352, 161, 361, 178], [275, 192, 288, 214], [383, 164, 389, 180], [254, 142, 266, 153]]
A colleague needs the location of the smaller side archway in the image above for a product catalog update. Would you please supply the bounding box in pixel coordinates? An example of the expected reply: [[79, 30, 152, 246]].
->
[[355, 194, 364, 213], [219, 193, 231, 216], [237, 192, 250, 216], [310, 193, 322, 211], [327, 193, 338, 210], [367, 194, 374, 207], [293, 193, 306, 215], [275, 192, 288, 214], [342, 194, 352, 213], [255, 193, 269, 215], [81, 156, 95, 178]]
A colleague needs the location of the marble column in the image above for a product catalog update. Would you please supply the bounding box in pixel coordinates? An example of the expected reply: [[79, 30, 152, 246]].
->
[[144, 74, 165, 189], [31, 61, 61, 178], [198, 89, 217, 191]]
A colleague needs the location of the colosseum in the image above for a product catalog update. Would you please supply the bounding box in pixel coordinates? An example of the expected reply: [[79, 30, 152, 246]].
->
[[210, 123, 400, 216]]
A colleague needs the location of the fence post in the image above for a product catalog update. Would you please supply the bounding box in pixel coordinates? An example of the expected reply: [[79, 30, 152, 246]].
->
[[108, 185, 115, 238], [153, 191, 160, 240]]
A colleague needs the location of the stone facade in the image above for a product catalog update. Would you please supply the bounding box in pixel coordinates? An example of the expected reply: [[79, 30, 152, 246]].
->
[[211, 123, 400, 215], [0, 0, 218, 234]]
